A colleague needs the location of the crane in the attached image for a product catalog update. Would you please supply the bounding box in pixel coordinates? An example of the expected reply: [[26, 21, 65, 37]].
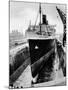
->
[[56, 6, 66, 46]]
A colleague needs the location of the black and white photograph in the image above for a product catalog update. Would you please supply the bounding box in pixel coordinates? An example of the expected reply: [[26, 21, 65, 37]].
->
[[9, 1, 66, 89]]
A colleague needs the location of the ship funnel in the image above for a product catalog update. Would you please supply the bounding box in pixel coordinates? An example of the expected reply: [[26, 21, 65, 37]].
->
[[42, 15, 48, 25]]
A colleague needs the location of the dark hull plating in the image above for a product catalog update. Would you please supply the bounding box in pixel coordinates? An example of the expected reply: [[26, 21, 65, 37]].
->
[[29, 39, 55, 80]]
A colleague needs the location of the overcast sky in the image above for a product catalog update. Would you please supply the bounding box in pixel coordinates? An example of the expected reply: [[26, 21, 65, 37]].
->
[[10, 1, 66, 35]]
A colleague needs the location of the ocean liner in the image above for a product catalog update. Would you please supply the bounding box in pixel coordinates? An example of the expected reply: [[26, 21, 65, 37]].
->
[[9, 3, 66, 88], [25, 3, 66, 84]]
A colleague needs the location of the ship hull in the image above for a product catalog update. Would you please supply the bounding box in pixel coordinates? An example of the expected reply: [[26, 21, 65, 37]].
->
[[29, 39, 56, 82], [29, 39, 55, 64]]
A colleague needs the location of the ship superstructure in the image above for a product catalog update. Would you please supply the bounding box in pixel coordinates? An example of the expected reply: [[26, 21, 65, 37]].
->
[[26, 3, 56, 39]]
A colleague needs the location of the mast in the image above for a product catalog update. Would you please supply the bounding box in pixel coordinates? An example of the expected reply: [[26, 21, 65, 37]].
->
[[39, 3, 41, 34]]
